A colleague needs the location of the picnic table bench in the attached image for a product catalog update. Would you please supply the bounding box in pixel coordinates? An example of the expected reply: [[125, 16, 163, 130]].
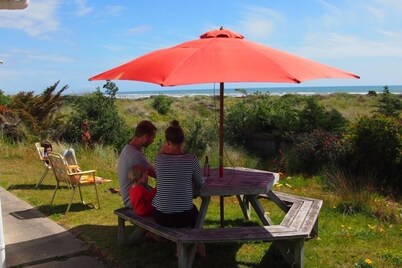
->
[[114, 190, 322, 268]]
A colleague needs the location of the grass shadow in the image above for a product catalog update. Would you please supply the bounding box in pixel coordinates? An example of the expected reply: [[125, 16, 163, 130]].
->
[[36, 203, 98, 215], [70, 224, 246, 268], [7, 184, 64, 190]]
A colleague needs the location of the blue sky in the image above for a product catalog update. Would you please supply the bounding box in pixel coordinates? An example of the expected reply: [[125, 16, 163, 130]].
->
[[1, 0, 402, 95]]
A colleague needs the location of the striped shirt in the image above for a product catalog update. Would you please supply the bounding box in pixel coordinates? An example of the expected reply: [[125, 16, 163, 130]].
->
[[152, 153, 204, 213]]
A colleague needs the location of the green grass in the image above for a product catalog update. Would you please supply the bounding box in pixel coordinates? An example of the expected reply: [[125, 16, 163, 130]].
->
[[1, 141, 401, 267]]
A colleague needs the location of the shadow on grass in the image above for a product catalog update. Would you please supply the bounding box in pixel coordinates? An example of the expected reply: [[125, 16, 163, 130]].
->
[[36, 203, 98, 216], [72, 224, 245, 268], [6, 220, 294, 268], [7, 184, 64, 190]]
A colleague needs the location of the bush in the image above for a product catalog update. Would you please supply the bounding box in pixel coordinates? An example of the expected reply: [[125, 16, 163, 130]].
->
[[345, 114, 401, 192], [225, 93, 301, 149], [225, 98, 258, 145], [376, 86, 402, 117], [0, 105, 25, 141], [183, 120, 208, 158], [290, 129, 346, 175], [61, 85, 130, 151], [0, 90, 12, 106], [7, 81, 68, 140], [299, 96, 347, 132], [151, 94, 173, 115]]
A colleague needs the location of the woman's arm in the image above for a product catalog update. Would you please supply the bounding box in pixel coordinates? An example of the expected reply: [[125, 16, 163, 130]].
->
[[192, 156, 205, 188]]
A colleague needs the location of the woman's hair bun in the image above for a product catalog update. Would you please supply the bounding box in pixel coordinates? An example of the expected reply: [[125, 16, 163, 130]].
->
[[170, 120, 180, 128]]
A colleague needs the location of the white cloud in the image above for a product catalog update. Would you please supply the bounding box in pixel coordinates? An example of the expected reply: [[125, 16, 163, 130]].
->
[[296, 0, 402, 60], [237, 5, 284, 40], [316, 0, 344, 28], [374, 0, 402, 12], [6, 49, 74, 63], [126, 25, 151, 35], [363, 5, 385, 19], [0, 0, 61, 37], [101, 45, 127, 53], [298, 32, 402, 59], [105, 5, 124, 16], [74, 0, 93, 16]]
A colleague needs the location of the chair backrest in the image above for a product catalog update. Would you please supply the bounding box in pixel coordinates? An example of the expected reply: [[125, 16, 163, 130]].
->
[[48, 152, 71, 185], [35, 142, 46, 161], [63, 148, 78, 166]]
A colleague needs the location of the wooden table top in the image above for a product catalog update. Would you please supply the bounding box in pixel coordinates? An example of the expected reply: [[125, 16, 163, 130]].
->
[[198, 167, 279, 196]]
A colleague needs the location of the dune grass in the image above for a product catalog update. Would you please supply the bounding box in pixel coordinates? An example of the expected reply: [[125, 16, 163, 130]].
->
[[1, 140, 401, 267]]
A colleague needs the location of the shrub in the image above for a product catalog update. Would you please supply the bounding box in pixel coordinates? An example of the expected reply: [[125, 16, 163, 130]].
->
[[151, 94, 173, 115], [290, 129, 346, 175], [0, 90, 12, 106], [345, 114, 401, 192], [299, 96, 348, 132], [225, 93, 301, 149], [0, 105, 25, 141], [61, 85, 130, 150], [184, 120, 208, 158], [7, 81, 68, 140], [376, 86, 402, 117], [225, 98, 258, 145]]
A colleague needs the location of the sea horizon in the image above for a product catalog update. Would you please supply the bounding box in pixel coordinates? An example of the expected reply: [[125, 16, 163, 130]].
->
[[116, 84, 402, 99]]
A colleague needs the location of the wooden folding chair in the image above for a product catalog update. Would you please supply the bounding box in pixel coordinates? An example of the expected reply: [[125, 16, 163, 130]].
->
[[47, 152, 110, 213], [34, 142, 52, 188]]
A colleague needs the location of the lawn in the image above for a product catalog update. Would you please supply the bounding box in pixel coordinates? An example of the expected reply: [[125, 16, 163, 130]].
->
[[1, 141, 401, 267]]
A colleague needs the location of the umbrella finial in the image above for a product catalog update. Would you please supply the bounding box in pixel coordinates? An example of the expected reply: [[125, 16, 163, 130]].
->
[[219, 26, 223, 30]]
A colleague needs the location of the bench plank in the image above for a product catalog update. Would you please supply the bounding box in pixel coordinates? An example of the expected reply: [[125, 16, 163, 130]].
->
[[280, 200, 303, 227], [178, 226, 306, 244], [115, 208, 183, 243], [260, 191, 323, 239]]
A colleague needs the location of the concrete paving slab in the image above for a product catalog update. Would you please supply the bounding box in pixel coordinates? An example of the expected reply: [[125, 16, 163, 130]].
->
[[0, 187, 105, 267]]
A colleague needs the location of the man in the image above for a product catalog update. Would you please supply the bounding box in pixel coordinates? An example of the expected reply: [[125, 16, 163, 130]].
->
[[117, 120, 157, 208]]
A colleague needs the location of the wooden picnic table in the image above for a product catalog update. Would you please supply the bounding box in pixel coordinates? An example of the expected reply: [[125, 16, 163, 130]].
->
[[115, 167, 321, 267], [195, 167, 280, 228]]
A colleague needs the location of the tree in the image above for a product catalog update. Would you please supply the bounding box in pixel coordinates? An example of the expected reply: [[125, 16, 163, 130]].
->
[[103, 80, 118, 99], [376, 86, 402, 117], [7, 81, 68, 139]]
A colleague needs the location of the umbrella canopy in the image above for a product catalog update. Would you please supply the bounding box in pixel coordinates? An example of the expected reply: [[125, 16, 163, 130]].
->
[[89, 28, 359, 176]]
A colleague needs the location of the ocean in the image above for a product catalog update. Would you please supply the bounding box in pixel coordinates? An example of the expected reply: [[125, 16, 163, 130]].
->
[[116, 85, 402, 99]]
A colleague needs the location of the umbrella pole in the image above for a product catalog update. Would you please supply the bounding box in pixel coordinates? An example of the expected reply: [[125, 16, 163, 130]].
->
[[219, 82, 224, 177], [219, 82, 224, 227]]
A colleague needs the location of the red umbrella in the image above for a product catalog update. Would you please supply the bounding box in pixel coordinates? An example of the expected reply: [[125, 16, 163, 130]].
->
[[89, 28, 359, 177]]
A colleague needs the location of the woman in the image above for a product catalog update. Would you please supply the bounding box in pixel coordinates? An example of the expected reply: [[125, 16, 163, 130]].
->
[[152, 120, 205, 256], [153, 120, 204, 226]]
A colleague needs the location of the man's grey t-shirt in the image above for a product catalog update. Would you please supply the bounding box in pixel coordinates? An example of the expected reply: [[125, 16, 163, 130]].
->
[[117, 144, 150, 208]]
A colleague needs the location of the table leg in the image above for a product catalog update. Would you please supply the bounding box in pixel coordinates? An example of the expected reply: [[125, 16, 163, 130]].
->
[[117, 217, 126, 246], [237, 195, 251, 220], [195, 196, 210, 229], [220, 196, 224, 228], [247, 195, 273, 225]]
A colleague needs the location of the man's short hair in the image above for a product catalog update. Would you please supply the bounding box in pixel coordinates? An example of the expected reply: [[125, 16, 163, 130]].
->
[[135, 120, 157, 137]]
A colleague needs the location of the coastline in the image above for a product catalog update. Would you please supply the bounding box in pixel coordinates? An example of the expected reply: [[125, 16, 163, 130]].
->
[[115, 85, 402, 99]]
